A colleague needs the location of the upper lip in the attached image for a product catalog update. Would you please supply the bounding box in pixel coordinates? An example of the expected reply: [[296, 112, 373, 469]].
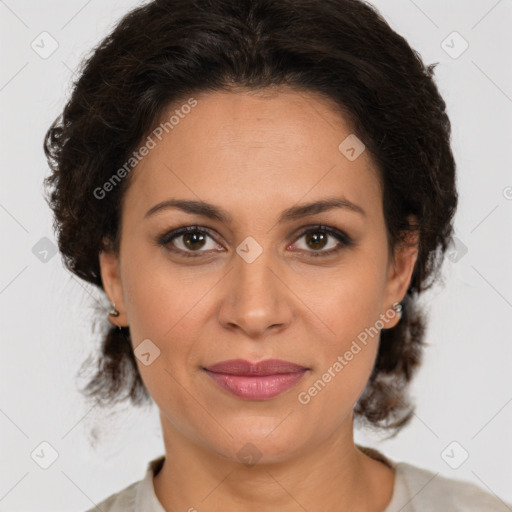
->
[[203, 359, 308, 376]]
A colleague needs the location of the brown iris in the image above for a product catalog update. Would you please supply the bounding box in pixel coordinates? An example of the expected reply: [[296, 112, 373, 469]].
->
[[183, 231, 207, 250], [304, 231, 328, 250]]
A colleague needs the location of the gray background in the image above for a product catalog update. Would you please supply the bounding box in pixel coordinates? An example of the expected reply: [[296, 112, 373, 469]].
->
[[1, 0, 511, 510]]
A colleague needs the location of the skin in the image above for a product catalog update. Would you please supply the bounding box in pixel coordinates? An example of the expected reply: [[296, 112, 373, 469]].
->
[[99, 86, 418, 512]]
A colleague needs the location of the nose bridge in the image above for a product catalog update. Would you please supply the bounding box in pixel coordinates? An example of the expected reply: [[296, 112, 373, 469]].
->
[[236, 245, 276, 296], [218, 241, 291, 335]]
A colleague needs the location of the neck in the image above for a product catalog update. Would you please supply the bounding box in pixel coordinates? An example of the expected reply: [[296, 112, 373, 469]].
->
[[153, 412, 395, 512]]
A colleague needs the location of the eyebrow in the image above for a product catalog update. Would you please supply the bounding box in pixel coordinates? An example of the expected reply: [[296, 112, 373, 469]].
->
[[144, 197, 365, 223]]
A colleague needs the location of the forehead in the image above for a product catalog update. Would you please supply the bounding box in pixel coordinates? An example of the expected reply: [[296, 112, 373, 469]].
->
[[123, 87, 382, 223]]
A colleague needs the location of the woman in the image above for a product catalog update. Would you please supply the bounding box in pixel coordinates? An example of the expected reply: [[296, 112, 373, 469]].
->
[[43, 0, 510, 510]]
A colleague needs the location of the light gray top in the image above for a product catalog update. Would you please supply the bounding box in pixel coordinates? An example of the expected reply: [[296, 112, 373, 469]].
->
[[85, 446, 511, 511]]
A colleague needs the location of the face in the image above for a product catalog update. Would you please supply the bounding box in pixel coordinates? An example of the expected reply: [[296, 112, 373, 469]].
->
[[99, 87, 417, 464]]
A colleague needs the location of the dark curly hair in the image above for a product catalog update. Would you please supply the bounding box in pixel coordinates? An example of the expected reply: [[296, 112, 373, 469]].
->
[[43, 0, 457, 434]]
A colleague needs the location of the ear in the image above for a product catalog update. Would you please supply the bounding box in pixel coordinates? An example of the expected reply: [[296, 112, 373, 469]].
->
[[98, 238, 129, 327], [382, 221, 419, 329]]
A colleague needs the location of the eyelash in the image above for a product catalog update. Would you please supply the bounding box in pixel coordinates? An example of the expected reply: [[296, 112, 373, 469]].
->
[[155, 224, 353, 259]]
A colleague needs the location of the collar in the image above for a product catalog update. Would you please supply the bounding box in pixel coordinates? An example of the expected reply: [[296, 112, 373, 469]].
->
[[135, 447, 403, 512], [134, 455, 166, 512]]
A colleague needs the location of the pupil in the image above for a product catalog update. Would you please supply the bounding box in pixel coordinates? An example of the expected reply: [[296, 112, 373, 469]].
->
[[306, 231, 327, 250], [184, 232, 205, 250]]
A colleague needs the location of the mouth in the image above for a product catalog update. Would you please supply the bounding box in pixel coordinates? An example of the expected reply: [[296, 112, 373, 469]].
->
[[202, 359, 309, 400]]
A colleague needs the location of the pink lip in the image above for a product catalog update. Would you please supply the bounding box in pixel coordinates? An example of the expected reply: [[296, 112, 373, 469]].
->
[[203, 359, 309, 400]]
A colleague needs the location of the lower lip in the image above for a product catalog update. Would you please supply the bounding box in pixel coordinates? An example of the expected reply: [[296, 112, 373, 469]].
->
[[203, 370, 307, 400]]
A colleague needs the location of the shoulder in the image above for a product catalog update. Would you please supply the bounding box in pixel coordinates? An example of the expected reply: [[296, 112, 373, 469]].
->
[[83, 480, 140, 512], [393, 462, 511, 511], [357, 445, 511, 511], [82, 455, 165, 512]]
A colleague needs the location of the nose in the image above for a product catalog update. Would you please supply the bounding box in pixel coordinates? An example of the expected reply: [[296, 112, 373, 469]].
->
[[217, 248, 293, 339]]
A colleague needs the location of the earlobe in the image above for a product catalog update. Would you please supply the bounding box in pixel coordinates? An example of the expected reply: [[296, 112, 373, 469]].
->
[[98, 244, 128, 327], [383, 225, 419, 325]]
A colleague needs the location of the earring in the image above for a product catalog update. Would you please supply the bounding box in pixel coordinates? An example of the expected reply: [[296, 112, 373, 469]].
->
[[392, 301, 402, 317], [109, 302, 120, 317]]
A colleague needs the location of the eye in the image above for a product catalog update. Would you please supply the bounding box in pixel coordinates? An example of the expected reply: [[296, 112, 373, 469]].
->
[[156, 226, 221, 257], [290, 225, 352, 257], [156, 224, 352, 259]]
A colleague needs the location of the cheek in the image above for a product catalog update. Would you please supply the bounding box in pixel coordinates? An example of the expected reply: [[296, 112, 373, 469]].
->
[[123, 269, 208, 433], [119, 253, 213, 392], [296, 343, 377, 440], [120, 248, 218, 341], [300, 252, 388, 345], [295, 277, 385, 426], [293, 254, 387, 405], [312, 280, 383, 378]]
